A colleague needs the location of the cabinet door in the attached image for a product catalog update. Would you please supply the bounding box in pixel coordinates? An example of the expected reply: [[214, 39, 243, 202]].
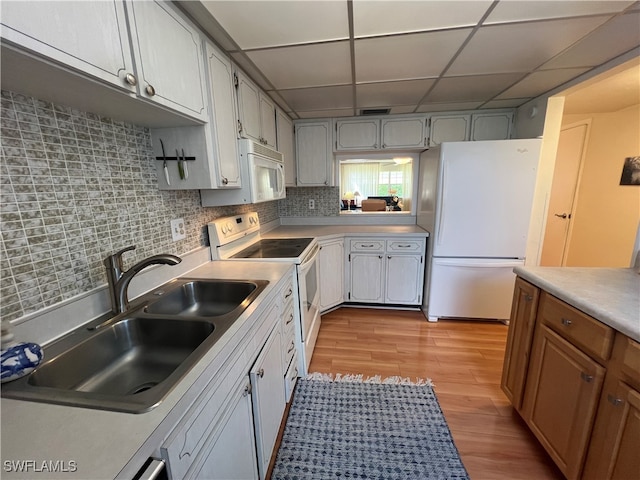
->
[[381, 116, 427, 149], [277, 110, 296, 187], [470, 112, 513, 141], [260, 94, 277, 149], [204, 41, 241, 188], [501, 277, 540, 411], [429, 114, 470, 146], [319, 239, 344, 311], [1, 1, 135, 93], [237, 72, 262, 143], [250, 326, 285, 480], [191, 380, 258, 480], [126, 0, 206, 120], [335, 119, 379, 150], [583, 380, 640, 480], [523, 325, 605, 480], [295, 121, 333, 186], [349, 254, 384, 303], [385, 255, 423, 304]]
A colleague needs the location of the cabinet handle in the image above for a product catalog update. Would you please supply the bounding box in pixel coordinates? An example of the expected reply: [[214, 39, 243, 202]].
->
[[361, 244, 375, 248], [258, 368, 265, 378], [580, 372, 594, 383], [124, 72, 137, 86], [607, 394, 624, 406], [373, 143, 378, 148], [387, 255, 392, 259], [525, 294, 533, 301], [287, 342, 295, 353], [561, 318, 572, 326], [378, 255, 383, 259], [285, 288, 293, 299], [237, 120, 243, 135], [293, 367, 299, 378], [286, 313, 294, 325], [145, 84, 156, 96], [243, 383, 252, 396], [221, 177, 229, 185]]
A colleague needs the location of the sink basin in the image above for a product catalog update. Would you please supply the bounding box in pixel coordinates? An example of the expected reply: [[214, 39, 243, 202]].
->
[[1, 278, 269, 413], [145, 279, 266, 317], [28, 317, 214, 396]]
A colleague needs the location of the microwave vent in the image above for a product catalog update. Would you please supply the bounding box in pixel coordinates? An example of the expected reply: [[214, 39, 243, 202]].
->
[[360, 108, 390, 116]]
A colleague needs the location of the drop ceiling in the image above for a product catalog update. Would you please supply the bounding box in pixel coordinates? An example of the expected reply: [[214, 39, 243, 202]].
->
[[178, 0, 640, 119]]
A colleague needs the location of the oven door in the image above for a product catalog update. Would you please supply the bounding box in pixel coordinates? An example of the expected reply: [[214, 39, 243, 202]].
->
[[250, 154, 285, 203], [297, 243, 320, 347]]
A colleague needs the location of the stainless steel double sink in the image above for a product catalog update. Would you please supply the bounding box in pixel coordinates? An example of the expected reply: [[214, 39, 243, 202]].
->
[[1, 278, 268, 413]]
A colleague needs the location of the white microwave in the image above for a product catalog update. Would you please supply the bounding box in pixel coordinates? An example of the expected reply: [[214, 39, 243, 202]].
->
[[201, 139, 286, 206]]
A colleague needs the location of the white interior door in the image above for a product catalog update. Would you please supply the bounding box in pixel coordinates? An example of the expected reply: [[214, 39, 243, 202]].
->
[[427, 258, 524, 321], [540, 122, 588, 266]]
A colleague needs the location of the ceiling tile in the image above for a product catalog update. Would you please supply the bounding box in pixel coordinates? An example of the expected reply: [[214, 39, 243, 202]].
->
[[356, 79, 436, 108], [485, 1, 634, 24], [447, 16, 611, 75], [278, 85, 353, 111], [201, 0, 349, 49], [425, 73, 524, 103], [355, 29, 472, 82], [541, 12, 640, 69], [481, 98, 532, 109], [352, 0, 492, 38], [496, 68, 591, 99], [417, 102, 484, 112], [296, 108, 355, 119], [247, 42, 352, 89]]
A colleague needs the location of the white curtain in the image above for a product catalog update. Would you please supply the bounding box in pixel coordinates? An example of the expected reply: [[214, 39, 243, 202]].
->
[[341, 163, 380, 203]]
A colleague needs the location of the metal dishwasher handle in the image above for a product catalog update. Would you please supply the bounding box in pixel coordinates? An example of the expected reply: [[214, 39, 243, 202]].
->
[[137, 459, 166, 480]]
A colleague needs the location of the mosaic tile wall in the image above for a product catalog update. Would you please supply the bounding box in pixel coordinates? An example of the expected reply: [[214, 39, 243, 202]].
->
[[279, 187, 340, 217], [0, 90, 278, 322]]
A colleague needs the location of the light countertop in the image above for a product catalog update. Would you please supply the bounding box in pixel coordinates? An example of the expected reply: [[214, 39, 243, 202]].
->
[[263, 224, 429, 239], [1, 261, 293, 480], [514, 266, 640, 342]]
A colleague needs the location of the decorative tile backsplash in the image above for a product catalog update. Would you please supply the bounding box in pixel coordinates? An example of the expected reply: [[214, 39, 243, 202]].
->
[[0, 90, 278, 322], [279, 187, 340, 217]]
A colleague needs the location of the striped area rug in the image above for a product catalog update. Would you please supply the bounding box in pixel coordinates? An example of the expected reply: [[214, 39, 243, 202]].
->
[[272, 374, 469, 480]]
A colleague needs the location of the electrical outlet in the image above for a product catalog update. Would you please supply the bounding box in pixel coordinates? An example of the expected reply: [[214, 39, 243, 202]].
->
[[170, 218, 186, 241], [309, 199, 315, 209]]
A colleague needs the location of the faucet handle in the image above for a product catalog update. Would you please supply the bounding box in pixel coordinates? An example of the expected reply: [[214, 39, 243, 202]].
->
[[109, 245, 136, 270]]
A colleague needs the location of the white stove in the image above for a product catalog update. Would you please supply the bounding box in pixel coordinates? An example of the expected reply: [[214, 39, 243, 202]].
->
[[208, 213, 320, 376]]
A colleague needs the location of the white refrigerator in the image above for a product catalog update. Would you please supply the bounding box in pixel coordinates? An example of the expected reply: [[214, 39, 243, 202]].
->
[[417, 139, 541, 322]]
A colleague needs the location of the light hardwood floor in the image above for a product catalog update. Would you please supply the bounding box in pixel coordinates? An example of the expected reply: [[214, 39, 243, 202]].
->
[[307, 307, 565, 480]]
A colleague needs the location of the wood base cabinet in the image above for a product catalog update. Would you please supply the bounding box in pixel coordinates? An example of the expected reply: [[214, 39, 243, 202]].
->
[[318, 238, 344, 312]]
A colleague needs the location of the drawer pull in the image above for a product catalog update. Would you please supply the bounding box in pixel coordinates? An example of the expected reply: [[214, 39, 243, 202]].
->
[[396, 244, 412, 248], [243, 383, 252, 397], [257, 368, 265, 378], [360, 244, 375, 248], [561, 318, 572, 326], [607, 394, 624, 406], [284, 288, 293, 299], [293, 367, 298, 378], [580, 372, 594, 383], [286, 313, 294, 325], [287, 342, 295, 354]]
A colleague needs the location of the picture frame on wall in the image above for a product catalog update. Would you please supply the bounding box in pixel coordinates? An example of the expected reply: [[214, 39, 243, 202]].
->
[[619, 156, 640, 186]]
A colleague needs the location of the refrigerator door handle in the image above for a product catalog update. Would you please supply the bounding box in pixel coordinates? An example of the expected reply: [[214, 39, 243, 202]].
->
[[434, 259, 523, 268], [436, 163, 447, 246]]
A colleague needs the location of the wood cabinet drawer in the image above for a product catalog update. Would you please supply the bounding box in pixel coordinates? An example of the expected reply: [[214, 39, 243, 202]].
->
[[386, 240, 424, 253], [619, 335, 640, 388], [539, 292, 614, 363], [350, 239, 385, 252]]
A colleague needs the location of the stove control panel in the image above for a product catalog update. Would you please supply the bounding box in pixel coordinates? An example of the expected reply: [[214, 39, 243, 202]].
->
[[208, 212, 260, 247]]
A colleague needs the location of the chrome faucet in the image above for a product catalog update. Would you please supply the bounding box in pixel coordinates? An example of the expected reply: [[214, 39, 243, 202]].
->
[[104, 245, 182, 314]]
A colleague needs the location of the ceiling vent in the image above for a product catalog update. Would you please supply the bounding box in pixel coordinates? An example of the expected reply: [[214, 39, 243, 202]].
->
[[359, 108, 390, 116]]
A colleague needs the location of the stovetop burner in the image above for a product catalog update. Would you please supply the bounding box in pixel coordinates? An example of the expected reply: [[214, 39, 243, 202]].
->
[[232, 238, 314, 259]]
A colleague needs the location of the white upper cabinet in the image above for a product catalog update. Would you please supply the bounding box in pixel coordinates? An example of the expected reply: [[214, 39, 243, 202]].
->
[[276, 109, 296, 187], [236, 71, 277, 149], [335, 116, 428, 151], [470, 112, 513, 141], [0, 0, 135, 92], [429, 114, 471, 146], [335, 119, 380, 150], [204, 40, 241, 188], [126, 0, 206, 121], [295, 120, 333, 186]]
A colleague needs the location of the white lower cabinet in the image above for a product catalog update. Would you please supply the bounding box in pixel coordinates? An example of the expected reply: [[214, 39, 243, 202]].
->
[[347, 237, 426, 306], [250, 324, 285, 480], [191, 378, 258, 480], [318, 238, 344, 312]]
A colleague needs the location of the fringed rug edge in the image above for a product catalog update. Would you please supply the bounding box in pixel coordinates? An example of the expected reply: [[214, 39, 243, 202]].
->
[[306, 372, 434, 387]]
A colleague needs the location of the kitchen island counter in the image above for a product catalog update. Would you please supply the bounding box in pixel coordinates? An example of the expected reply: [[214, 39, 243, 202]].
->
[[514, 266, 640, 342]]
